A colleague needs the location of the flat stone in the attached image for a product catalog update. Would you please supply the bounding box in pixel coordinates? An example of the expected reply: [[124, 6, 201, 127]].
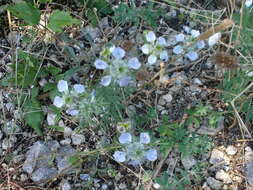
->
[[206, 177, 223, 190], [209, 149, 230, 165], [31, 167, 58, 182], [181, 155, 197, 169], [71, 133, 85, 145], [215, 169, 232, 184]]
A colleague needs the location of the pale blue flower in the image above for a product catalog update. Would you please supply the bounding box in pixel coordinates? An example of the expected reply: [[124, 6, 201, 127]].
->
[[141, 44, 151, 54], [53, 96, 64, 108], [157, 37, 167, 46], [186, 51, 199, 61], [196, 40, 205, 49], [140, 133, 150, 144], [94, 59, 108, 70], [113, 151, 126, 162], [159, 50, 169, 61], [117, 76, 131, 87], [183, 26, 191, 34], [128, 57, 141, 70], [148, 54, 157, 65], [119, 132, 132, 144], [73, 84, 85, 94], [100, 75, 112, 86], [191, 30, 200, 38], [245, 0, 253, 7], [57, 80, 68, 93], [66, 108, 79, 116], [208, 32, 221, 46], [175, 33, 185, 42], [80, 174, 90, 181], [112, 47, 125, 59], [146, 31, 156, 43], [146, 149, 158, 161], [173, 45, 183, 55]]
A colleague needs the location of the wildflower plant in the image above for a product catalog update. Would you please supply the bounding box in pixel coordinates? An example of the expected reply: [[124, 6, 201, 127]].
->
[[94, 45, 141, 87], [53, 80, 107, 125], [113, 132, 158, 166], [141, 31, 169, 65]]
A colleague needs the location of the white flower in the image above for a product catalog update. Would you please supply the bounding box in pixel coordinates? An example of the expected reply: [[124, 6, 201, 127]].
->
[[146, 31, 156, 43], [47, 113, 57, 126], [119, 132, 132, 144], [173, 45, 183, 55], [57, 80, 68, 93], [53, 96, 64, 108], [186, 51, 199, 61], [128, 57, 141, 70], [117, 76, 131, 87], [94, 59, 108, 70], [146, 149, 158, 161], [191, 30, 200, 38], [73, 84, 85, 94], [141, 44, 151, 54], [245, 0, 253, 7], [159, 50, 169, 61], [175, 33, 185, 42], [196, 40, 205, 49], [112, 47, 125, 59], [66, 108, 79, 116], [100, 75, 112, 86], [148, 54, 157, 65], [157, 37, 167, 46], [153, 183, 160, 189], [208, 32, 221, 46], [140, 132, 150, 144], [113, 151, 126, 162]]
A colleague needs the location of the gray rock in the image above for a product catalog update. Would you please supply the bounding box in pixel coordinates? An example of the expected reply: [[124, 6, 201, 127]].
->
[[181, 155, 197, 169], [31, 167, 58, 182], [101, 184, 108, 190], [64, 127, 73, 138], [162, 93, 173, 103], [193, 78, 203, 85], [20, 173, 28, 182], [209, 149, 230, 165], [56, 145, 77, 174], [225, 145, 237, 155], [215, 169, 232, 184], [71, 133, 85, 145], [206, 177, 223, 190], [60, 138, 71, 145], [82, 26, 101, 41], [62, 181, 71, 190], [245, 147, 253, 186]]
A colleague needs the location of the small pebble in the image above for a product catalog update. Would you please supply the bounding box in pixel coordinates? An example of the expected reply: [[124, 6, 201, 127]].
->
[[226, 145, 237, 155]]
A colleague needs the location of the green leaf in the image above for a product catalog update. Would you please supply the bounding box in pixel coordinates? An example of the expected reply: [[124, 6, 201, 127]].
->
[[23, 98, 43, 135], [48, 10, 81, 33], [8, 2, 40, 25], [39, 0, 52, 3]]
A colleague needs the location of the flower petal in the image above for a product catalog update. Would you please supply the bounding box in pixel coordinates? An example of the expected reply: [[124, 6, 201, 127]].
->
[[112, 47, 125, 59], [157, 37, 167, 46], [140, 132, 150, 144], [94, 59, 108, 70], [191, 30, 200, 38], [175, 33, 185, 42], [146, 31, 156, 42], [148, 54, 157, 65], [100, 75, 112, 86], [245, 0, 253, 7], [57, 80, 68, 93], [173, 45, 183, 55], [113, 151, 126, 162], [208, 32, 221, 46], [73, 84, 85, 94], [128, 57, 141, 70], [117, 76, 131, 87], [53, 96, 64, 108], [159, 50, 169, 61], [141, 44, 151, 54], [196, 40, 205, 49], [66, 108, 79, 116], [119, 132, 132, 144], [47, 113, 57, 126], [146, 149, 158, 161], [186, 51, 199, 61]]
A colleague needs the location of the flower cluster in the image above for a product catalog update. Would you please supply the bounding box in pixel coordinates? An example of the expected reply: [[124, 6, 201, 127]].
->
[[141, 31, 169, 65], [94, 46, 141, 87], [245, 0, 253, 7], [53, 80, 106, 124], [113, 132, 157, 166]]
